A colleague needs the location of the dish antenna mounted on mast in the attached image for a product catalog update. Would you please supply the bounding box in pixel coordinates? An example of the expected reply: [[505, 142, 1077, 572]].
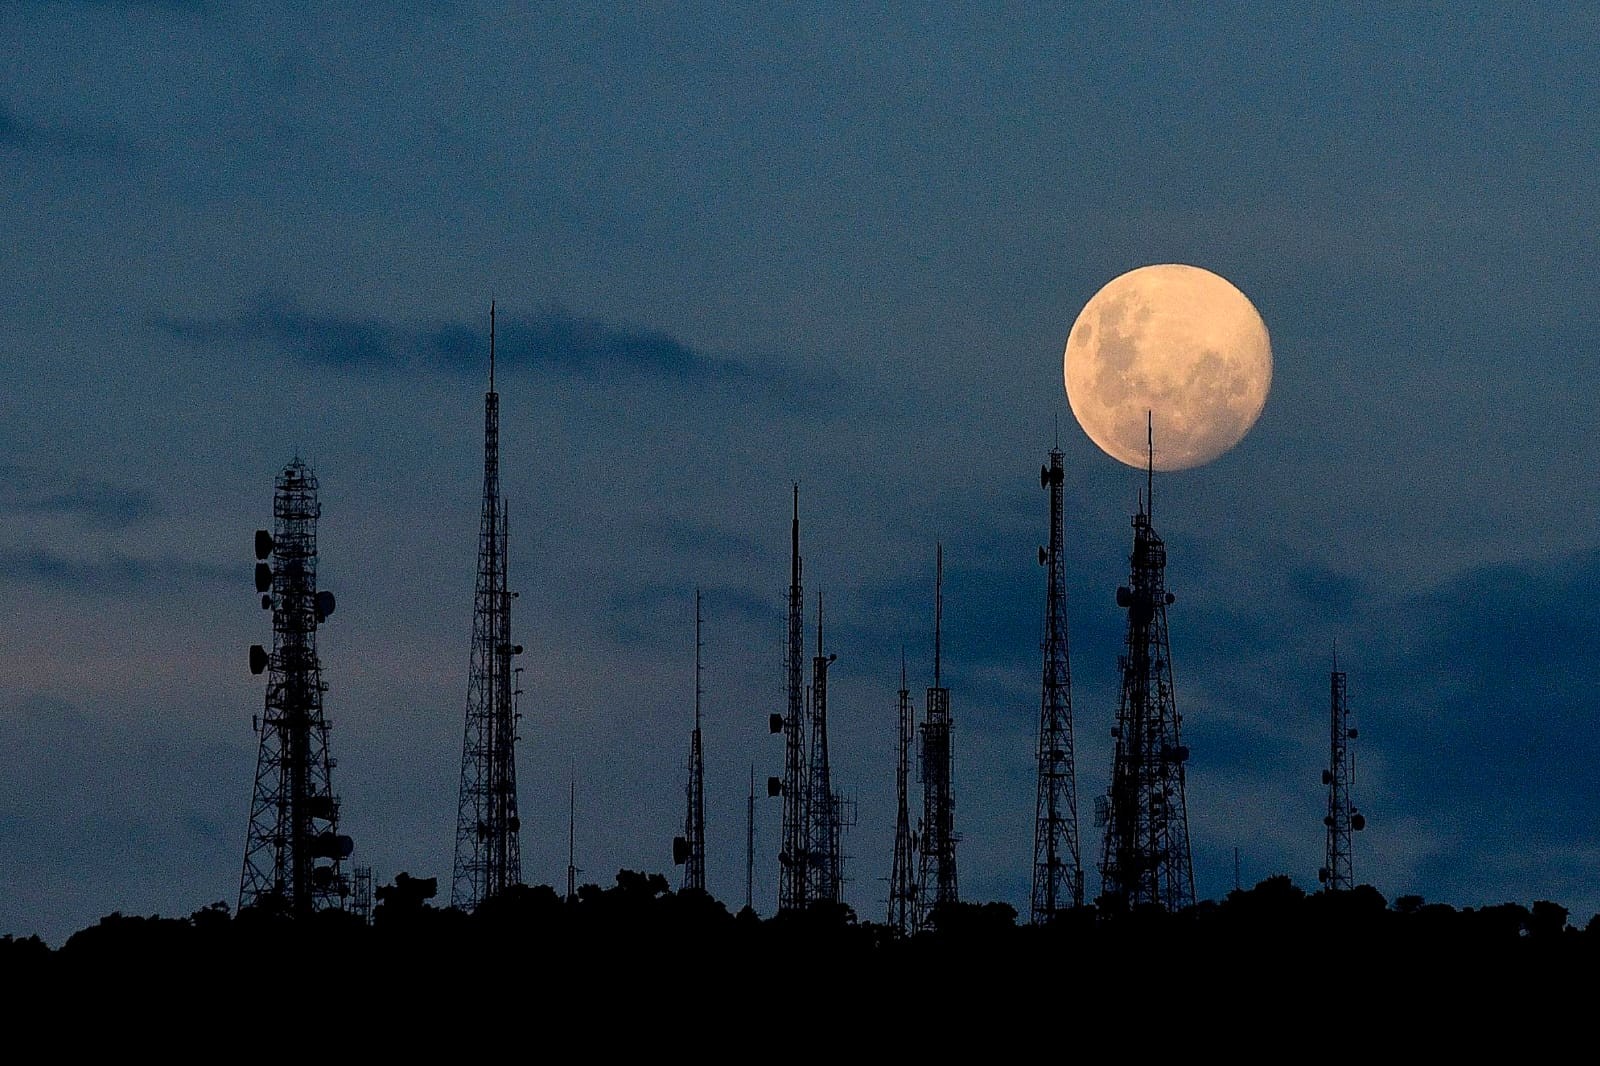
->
[[240, 458, 353, 916], [1319, 648, 1365, 890]]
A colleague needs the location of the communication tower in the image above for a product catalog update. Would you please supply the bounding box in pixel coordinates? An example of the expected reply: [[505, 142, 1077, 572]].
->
[[1098, 418, 1195, 911], [239, 458, 352, 915], [1319, 656, 1365, 889], [888, 650, 917, 934], [1032, 442, 1083, 921], [770, 486, 810, 911], [675, 590, 708, 892], [452, 303, 525, 909], [803, 592, 846, 905], [915, 544, 958, 927], [567, 776, 579, 902], [746, 765, 756, 913]]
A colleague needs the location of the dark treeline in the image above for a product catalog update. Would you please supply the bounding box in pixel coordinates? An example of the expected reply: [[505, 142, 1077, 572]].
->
[[6, 872, 1599, 988]]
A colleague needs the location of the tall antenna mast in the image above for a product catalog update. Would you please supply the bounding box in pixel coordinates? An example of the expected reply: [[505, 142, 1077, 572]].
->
[[452, 304, 525, 909], [933, 543, 943, 687], [773, 484, 810, 911], [1146, 409, 1154, 519], [803, 590, 845, 905], [566, 775, 577, 902], [1032, 440, 1082, 921], [888, 647, 917, 934], [745, 764, 756, 913], [241, 459, 353, 915], [915, 544, 958, 928], [1319, 655, 1365, 889], [677, 589, 708, 892], [1099, 425, 1194, 912]]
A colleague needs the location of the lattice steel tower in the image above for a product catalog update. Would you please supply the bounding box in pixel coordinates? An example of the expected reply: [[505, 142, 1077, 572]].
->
[[676, 590, 708, 892], [772, 485, 810, 911], [1319, 656, 1365, 890], [803, 591, 845, 905], [452, 303, 525, 910], [1099, 422, 1194, 912], [888, 650, 917, 934], [240, 458, 352, 916], [1032, 443, 1083, 921], [915, 545, 958, 926]]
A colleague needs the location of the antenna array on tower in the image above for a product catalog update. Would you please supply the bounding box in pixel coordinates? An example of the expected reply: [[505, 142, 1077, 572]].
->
[[1099, 417, 1195, 911], [1320, 658, 1365, 889], [240, 458, 353, 916]]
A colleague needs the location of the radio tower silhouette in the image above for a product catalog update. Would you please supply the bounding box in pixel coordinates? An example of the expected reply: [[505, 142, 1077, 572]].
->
[[675, 590, 708, 892], [915, 544, 958, 927], [1032, 439, 1083, 921], [1319, 653, 1365, 890], [452, 303, 525, 910], [1099, 416, 1194, 912], [745, 764, 756, 913], [240, 458, 352, 916], [803, 591, 846, 905], [772, 486, 810, 911], [888, 649, 917, 934]]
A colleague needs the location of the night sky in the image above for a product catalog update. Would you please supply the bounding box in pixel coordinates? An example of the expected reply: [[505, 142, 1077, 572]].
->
[[6, 5, 1600, 943]]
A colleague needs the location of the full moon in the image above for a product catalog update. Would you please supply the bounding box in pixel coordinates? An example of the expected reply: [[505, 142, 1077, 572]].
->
[[1064, 264, 1272, 471]]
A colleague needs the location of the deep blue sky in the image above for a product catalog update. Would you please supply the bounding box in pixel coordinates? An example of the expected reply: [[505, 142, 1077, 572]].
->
[[5, 5, 1600, 942]]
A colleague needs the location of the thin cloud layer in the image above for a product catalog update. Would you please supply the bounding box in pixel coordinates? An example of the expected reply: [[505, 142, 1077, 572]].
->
[[0, 465, 159, 529], [157, 299, 750, 383]]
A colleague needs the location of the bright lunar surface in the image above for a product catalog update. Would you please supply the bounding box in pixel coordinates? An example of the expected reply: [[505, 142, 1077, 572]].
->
[[1064, 264, 1272, 471]]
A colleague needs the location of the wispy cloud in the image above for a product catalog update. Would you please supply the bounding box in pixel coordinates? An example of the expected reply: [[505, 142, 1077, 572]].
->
[[0, 547, 231, 594], [0, 465, 159, 529], [156, 297, 751, 383], [0, 101, 123, 156]]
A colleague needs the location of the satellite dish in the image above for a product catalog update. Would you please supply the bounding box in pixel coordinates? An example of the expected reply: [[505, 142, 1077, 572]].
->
[[254, 563, 272, 593], [768, 713, 784, 734], [672, 837, 689, 865], [261, 595, 272, 610], [1351, 813, 1366, 831], [249, 645, 268, 675], [315, 590, 335, 622], [1038, 546, 1047, 566], [1040, 465, 1050, 488], [766, 776, 783, 798], [255, 530, 273, 560]]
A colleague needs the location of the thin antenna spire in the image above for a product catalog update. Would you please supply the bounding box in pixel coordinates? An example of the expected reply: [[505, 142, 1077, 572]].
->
[[695, 588, 703, 730], [1146, 410, 1154, 521], [746, 763, 755, 912], [816, 589, 824, 657], [1054, 412, 1059, 449], [489, 299, 496, 393], [933, 542, 943, 688], [566, 773, 577, 901]]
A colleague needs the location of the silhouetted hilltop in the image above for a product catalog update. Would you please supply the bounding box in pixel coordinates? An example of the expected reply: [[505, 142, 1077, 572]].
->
[[7, 871, 1596, 990]]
